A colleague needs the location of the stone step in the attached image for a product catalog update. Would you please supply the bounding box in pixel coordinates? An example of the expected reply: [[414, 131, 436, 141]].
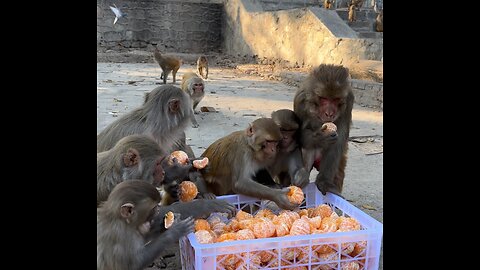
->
[[336, 8, 378, 21], [348, 21, 374, 29], [358, 32, 383, 39]]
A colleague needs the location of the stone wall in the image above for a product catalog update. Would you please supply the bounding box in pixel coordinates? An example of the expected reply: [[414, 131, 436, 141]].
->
[[97, 0, 223, 53], [223, 0, 382, 68]]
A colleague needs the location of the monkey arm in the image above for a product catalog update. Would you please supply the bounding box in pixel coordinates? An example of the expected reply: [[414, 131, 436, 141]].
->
[[139, 216, 194, 270], [287, 149, 310, 188], [156, 199, 236, 225], [188, 171, 216, 199], [233, 177, 298, 210]]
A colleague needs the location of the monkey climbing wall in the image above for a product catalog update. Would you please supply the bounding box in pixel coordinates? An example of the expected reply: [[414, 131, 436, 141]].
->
[[97, 0, 223, 53]]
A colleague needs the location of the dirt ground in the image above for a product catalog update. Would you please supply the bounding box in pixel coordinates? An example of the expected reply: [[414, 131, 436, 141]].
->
[[97, 54, 383, 270]]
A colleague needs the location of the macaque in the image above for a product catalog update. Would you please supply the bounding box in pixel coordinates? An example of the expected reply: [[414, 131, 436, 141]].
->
[[293, 64, 354, 196], [375, 9, 383, 32], [255, 109, 310, 189], [196, 55, 209, 80], [153, 48, 182, 84], [97, 180, 195, 270], [181, 71, 205, 128], [348, 4, 356, 22], [97, 85, 195, 158], [200, 118, 300, 210], [324, 0, 333, 9], [97, 134, 196, 207], [351, 0, 365, 9]]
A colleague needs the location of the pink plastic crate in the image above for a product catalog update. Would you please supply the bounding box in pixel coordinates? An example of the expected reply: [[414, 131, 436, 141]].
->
[[179, 182, 383, 270]]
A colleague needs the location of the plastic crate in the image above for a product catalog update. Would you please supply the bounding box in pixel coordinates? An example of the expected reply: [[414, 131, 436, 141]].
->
[[179, 182, 383, 270]]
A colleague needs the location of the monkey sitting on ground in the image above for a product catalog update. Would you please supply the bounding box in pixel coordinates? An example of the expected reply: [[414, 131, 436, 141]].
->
[[255, 109, 310, 189], [375, 9, 383, 32], [97, 134, 200, 207], [153, 48, 182, 84], [196, 55, 209, 80], [200, 118, 300, 210], [97, 85, 195, 158], [293, 64, 354, 197], [97, 180, 195, 270], [181, 71, 205, 128]]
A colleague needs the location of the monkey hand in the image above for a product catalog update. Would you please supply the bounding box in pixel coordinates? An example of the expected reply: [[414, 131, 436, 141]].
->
[[198, 199, 237, 219], [197, 192, 217, 200], [315, 180, 344, 198], [168, 216, 195, 238], [292, 168, 310, 188], [319, 130, 338, 146], [274, 188, 301, 211]]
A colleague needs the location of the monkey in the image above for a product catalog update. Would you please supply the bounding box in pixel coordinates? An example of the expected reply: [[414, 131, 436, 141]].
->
[[254, 109, 310, 189], [97, 180, 195, 270], [200, 118, 300, 210], [97, 85, 195, 158], [350, 0, 365, 9], [348, 4, 356, 23], [196, 55, 209, 80], [324, 0, 333, 9], [375, 9, 383, 32], [293, 64, 354, 197], [181, 71, 205, 128], [153, 48, 182, 84], [97, 134, 197, 207]]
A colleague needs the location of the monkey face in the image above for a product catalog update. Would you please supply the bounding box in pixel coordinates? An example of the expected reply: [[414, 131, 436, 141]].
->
[[261, 140, 279, 160], [192, 83, 204, 94], [317, 97, 344, 122], [279, 129, 296, 149]]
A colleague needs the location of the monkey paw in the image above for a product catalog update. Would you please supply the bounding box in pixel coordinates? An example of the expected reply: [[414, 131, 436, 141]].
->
[[197, 192, 216, 200], [316, 181, 343, 198]]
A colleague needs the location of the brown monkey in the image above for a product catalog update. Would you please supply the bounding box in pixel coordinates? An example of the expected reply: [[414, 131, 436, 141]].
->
[[375, 9, 383, 32], [153, 48, 182, 84], [200, 118, 300, 210], [97, 134, 195, 207], [97, 85, 195, 158], [255, 109, 310, 189], [196, 55, 209, 80], [348, 4, 356, 22], [293, 64, 354, 197], [97, 180, 195, 270], [351, 0, 364, 9], [324, 0, 333, 9], [181, 71, 205, 128]]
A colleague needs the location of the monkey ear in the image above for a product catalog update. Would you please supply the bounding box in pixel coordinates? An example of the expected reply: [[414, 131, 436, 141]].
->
[[245, 123, 254, 137], [123, 148, 140, 167], [169, 99, 181, 113], [120, 203, 135, 219]]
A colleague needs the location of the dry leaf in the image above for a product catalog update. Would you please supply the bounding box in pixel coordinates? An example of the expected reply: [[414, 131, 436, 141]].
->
[[361, 204, 377, 211]]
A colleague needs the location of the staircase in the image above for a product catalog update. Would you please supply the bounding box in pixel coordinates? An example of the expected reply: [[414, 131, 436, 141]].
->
[[335, 7, 383, 39]]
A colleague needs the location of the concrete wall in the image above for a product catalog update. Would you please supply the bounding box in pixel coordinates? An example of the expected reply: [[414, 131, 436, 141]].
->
[[97, 0, 223, 53], [223, 0, 382, 68]]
